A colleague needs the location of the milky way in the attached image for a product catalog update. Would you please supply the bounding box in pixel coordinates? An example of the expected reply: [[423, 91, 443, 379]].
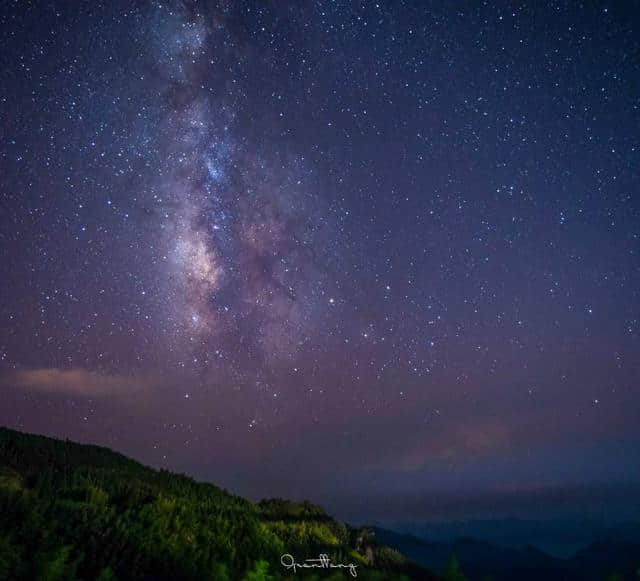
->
[[1, 1, 639, 522], [144, 2, 339, 369]]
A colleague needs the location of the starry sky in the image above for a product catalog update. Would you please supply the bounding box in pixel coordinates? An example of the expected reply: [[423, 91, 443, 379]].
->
[[1, 1, 639, 524]]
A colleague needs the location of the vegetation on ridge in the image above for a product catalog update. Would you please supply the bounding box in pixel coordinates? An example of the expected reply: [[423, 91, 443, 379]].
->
[[0, 426, 434, 580]]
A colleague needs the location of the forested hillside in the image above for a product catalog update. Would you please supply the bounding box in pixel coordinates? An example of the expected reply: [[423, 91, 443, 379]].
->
[[0, 427, 434, 580]]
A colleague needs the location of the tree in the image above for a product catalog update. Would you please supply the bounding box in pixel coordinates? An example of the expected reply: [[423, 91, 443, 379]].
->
[[443, 554, 467, 581], [96, 566, 117, 581], [38, 546, 75, 581], [243, 559, 272, 581]]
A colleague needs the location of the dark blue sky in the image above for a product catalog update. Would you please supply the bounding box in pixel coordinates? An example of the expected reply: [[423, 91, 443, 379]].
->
[[1, 0, 639, 523]]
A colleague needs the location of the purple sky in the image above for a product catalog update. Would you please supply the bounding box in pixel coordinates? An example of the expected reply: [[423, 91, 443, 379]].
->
[[1, 0, 639, 524]]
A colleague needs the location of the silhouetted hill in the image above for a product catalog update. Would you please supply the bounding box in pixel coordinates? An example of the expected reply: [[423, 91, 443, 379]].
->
[[571, 540, 640, 580], [0, 426, 435, 580], [379, 516, 640, 558], [374, 526, 640, 580]]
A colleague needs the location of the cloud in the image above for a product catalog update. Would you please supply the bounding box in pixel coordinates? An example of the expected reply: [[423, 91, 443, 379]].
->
[[10, 368, 151, 399]]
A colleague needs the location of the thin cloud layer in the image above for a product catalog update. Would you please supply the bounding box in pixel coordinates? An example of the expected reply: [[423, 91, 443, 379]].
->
[[10, 368, 150, 399]]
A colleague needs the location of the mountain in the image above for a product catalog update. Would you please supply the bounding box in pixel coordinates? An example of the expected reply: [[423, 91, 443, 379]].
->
[[379, 517, 640, 558], [374, 526, 640, 581], [0, 426, 435, 580], [3, 425, 638, 581]]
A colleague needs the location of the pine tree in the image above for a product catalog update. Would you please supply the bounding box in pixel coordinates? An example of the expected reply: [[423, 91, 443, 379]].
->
[[443, 554, 467, 581]]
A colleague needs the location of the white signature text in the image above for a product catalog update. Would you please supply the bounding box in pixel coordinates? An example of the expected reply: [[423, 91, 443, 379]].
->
[[280, 553, 358, 577]]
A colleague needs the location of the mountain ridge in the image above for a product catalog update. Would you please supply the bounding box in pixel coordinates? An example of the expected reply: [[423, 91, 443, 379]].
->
[[373, 525, 640, 581], [0, 425, 434, 580]]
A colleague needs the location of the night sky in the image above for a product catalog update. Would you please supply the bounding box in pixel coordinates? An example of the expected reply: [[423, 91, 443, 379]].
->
[[1, 1, 639, 524]]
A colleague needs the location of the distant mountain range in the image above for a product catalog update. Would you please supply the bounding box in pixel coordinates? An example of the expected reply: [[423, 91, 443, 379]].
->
[[374, 526, 640, 580], [378, 517, 640, 558]]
